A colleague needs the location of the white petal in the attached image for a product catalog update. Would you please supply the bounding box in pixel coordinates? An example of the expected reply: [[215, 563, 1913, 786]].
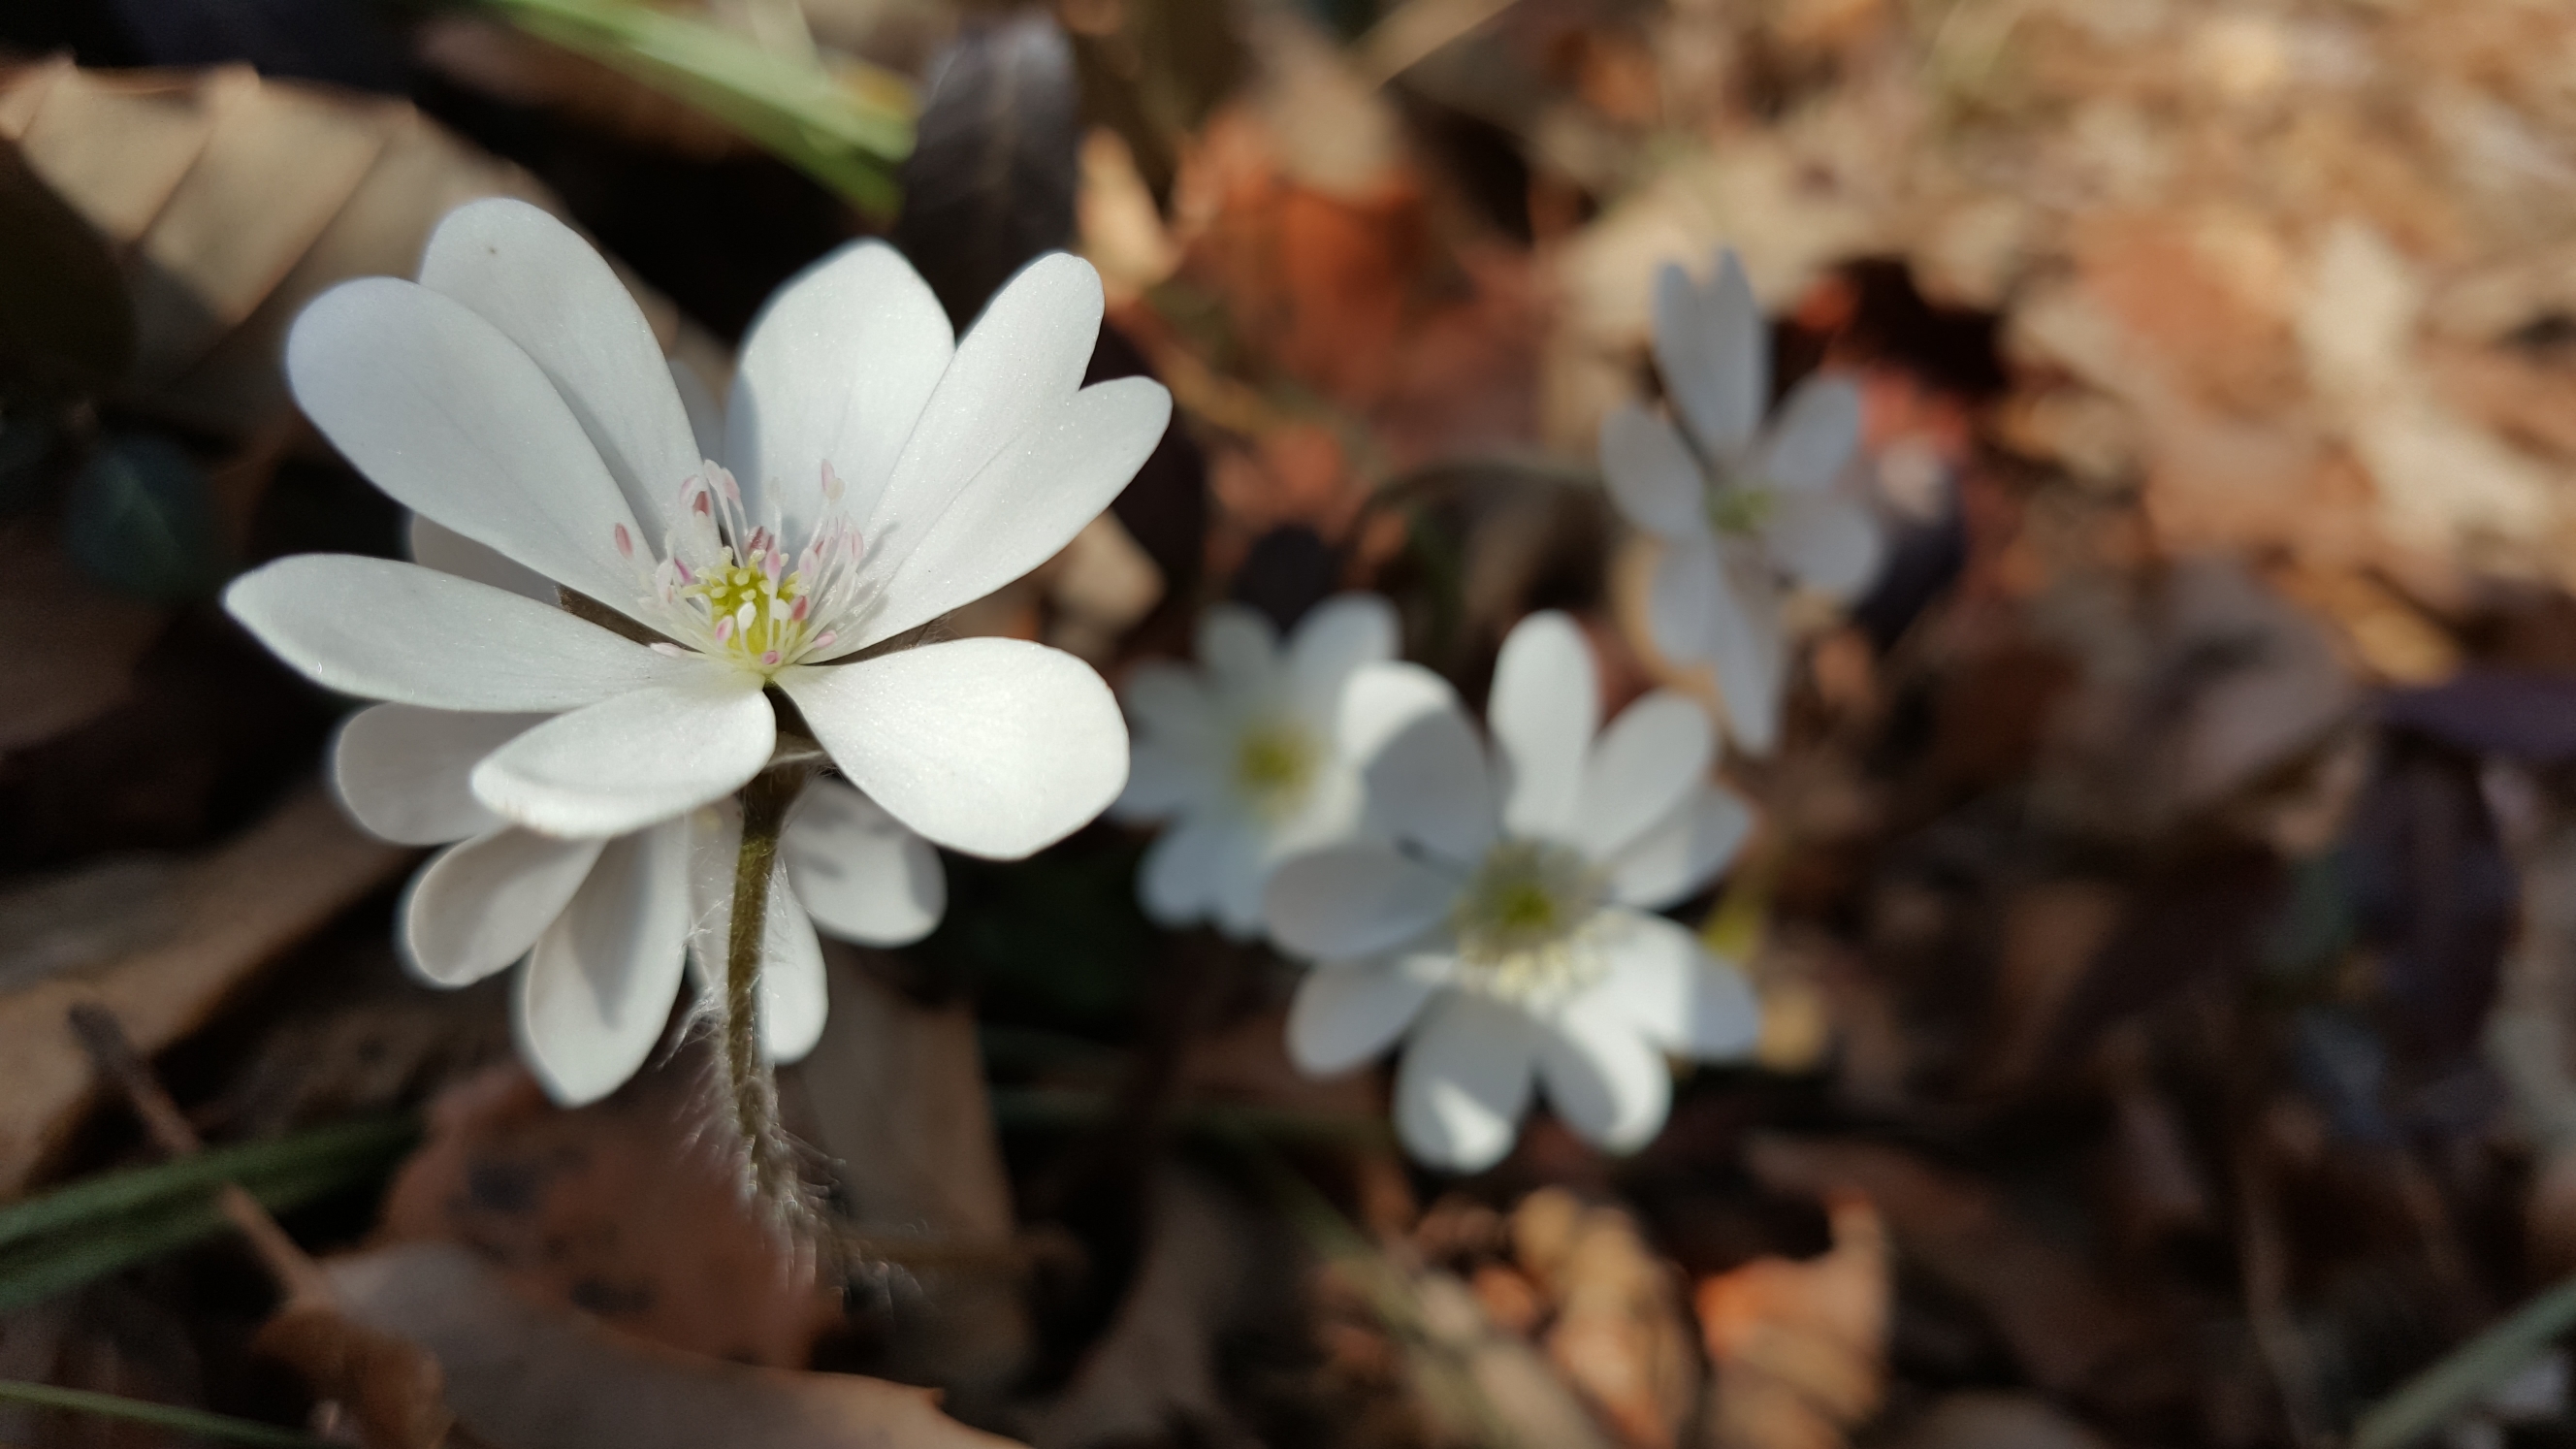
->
[[333, 704, 539, 846], [1591, 911, 1760, 1058], [470, 672, 774, 838], [1704, 560, 1788, 756], [1535, 991, 1672, 1152], [761, 886, 829, 1063], [1287, 593, 1400, 721], [1207, 821, 1278, 941], [402, 829, 604, 986], [408, 516, 553, 602], [1570, 690, 1714, 859], [1606, 785, 1754, 910], [1394, 992, 1536, 1172], [726, 240, 952, 545], [1655, 251, 1765, 460], [285, 278, 644, 611], [225, 556, 694, 712], [1758, 374, 1862, 493], [1766, 493, 1883, 599], [670, 358, 726, 462], [684, 807, 830, 1064], [417, 199, 701, 540], [861, 254, 1102, 564], [1122, 660, 1217, 744], [1263, 845, 1456, 960], [1287, 955, 1448, 1075], [1197, 603, 1280, 699], [1489, 611, 1598, 841], [784, 780, 946, 947], [1112, 739, 1216, 823], [1599, 404, 1706, 539], [515, 821, 692, 1105], [1341, 662, 1497, 865], [1137, 817, 1224, 926], [851, 377, 1170, 649], [1647, 533, 1723, 666], [780, 637, 1125, 860]]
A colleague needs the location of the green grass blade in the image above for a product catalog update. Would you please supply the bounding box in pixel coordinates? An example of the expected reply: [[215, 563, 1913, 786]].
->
[[0, 1379, 332, 1449], [0, 1116, 416, 1249], [468, 0, 912, 216], [2354, 1272, 2576, 1449]]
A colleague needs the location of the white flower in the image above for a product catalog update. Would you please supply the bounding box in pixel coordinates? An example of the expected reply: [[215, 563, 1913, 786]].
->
[[335, 701, 940, 1105], [1110, 595, 1399, 938], [1262, 611, 1761, 1172], [223, 197, 1170, 858], [1601, 247, 1882, 755]]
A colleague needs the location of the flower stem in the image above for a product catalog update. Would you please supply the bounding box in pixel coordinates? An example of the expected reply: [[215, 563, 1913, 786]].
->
[[722, 762, 810, 1216]]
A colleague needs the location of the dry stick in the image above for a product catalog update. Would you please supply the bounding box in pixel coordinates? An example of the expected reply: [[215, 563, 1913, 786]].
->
[[66, 1005, 455, 1449], [65, 1003, 329, 1303]]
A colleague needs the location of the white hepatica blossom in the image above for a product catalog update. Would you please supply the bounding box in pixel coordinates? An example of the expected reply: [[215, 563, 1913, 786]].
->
[[336, 701, 940, 1105], [224, 197, 1169, 858], [1111, 595, 1399, 938], [1601, 247, 1882, 755], [1263, 611, 1761, 1171]]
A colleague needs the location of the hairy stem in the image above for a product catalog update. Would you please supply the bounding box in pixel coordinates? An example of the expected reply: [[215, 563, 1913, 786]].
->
[[723, 762, 809, 1215]]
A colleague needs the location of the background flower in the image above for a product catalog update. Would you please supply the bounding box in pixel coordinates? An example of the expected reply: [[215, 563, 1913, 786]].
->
[[1262, 611, 1760, 1171], [226, 198, 1166, 860], [1601, 247, 1884, 755], [1111, 595, 1398, 938]]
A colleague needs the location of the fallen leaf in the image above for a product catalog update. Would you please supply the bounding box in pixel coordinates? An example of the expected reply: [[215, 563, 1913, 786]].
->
[[0, 59, 727, 436], [1510, 1188, 1699, 1449], [1746, 1137, 2180, 1411], [379, 1059, 838, 1370], [1884, 1392, 2110, 1449], [328, 1241, 1023, 1449], [0, 787, 408, 1193], [1031, 1170, 1265, 1449], [786, 950, 1028, 1390], [0, 526, 165, 758], [1696, 1195, 1889, 1449]]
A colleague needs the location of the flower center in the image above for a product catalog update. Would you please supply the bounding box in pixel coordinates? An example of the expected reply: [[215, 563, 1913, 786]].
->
[[1705, 475, 1777, 537], [616, 462, 869, 676], [1450, 838, 1608, 1005], [1232, 719, 1320, 819]]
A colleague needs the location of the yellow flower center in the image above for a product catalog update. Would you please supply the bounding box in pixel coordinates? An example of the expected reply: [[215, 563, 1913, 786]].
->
[[1451, 838, 1608, 1004], [1705, 480, 1777, 537], [1233, 721, 1319, 818], [679, 553, 807, 668]]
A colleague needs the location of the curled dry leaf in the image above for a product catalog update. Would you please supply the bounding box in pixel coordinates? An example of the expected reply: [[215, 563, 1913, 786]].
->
[[253, 1298, 452, 1449], [0, 59, 728, 437], [327, 1241, 1024, 1449], [1509, 1188, 1700, 1449], [1695, 1194, 1889, 1449]]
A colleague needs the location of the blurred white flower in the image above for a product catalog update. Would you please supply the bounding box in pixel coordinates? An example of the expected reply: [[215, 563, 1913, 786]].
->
[[336, 702, 940, 1106], [1111, 596, 1399, 938], [226, 196, 1169, 858], [1262, 611, 1761, 1172], [1601, 247, 1882, 755]]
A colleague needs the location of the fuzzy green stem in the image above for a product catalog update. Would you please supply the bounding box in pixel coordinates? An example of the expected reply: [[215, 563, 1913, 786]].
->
[[724, 762, 809, 1213]]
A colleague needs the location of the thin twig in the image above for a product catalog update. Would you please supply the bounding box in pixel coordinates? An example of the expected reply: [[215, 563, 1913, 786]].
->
[[67, 1003, 329, 1302]]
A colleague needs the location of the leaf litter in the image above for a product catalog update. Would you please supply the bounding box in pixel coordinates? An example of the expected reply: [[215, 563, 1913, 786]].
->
[[5, 0, 2576, 1445]]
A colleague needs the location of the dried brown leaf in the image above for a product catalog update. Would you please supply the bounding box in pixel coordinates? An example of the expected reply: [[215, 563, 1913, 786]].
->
[[328, 1241, 1024, 1449], [1695, 1195, 1889, 1449], [0, 788, 409, 1192], [0, 60, 725, 436], [379, 1060, 838, 1370]]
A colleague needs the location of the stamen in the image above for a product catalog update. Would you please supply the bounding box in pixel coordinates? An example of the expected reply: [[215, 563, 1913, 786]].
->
[[613, 523, 633, 558]]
